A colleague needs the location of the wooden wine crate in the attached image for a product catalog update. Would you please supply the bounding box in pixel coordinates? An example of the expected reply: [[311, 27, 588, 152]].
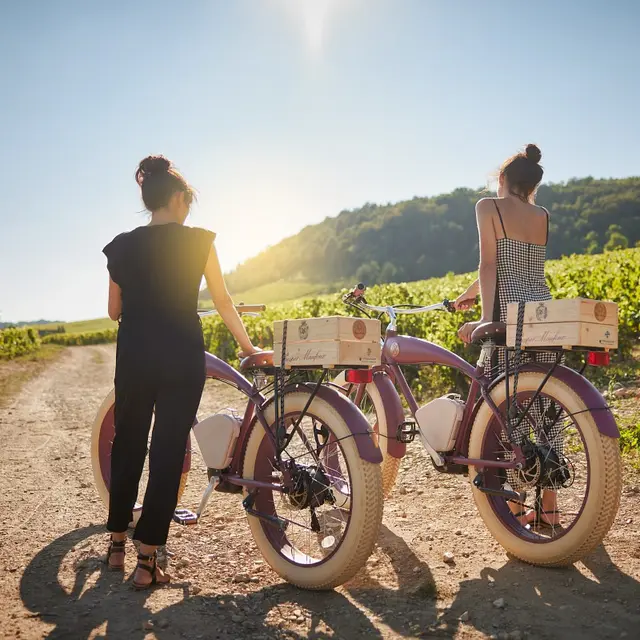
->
[[506, 298, 618, 326], [506, 298, 618, 350], [273, 317, 381, 369]]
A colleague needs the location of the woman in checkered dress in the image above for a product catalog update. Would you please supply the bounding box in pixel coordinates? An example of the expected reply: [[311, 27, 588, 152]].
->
[[455, 144, 561, 527]]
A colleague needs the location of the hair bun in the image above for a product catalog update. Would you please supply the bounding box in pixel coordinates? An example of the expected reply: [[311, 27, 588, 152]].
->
[[525, 144, 542, 164], [136, 155, 171, 185]]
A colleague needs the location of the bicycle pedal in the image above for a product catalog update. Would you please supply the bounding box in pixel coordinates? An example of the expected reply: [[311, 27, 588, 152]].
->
[[396, 421, 418, 444], [173, 509, 199, 525]]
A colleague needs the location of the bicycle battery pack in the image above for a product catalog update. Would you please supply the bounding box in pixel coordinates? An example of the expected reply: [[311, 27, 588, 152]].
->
[[415, 395, 465, 453], [193, 411, 241, 470]]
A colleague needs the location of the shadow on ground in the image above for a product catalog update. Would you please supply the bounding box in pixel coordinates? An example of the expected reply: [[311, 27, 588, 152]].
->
[[20, 524, 436, 639], [20, 525, 640, 639]]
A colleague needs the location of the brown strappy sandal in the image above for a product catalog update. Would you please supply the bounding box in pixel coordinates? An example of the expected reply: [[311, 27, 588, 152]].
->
[[535, 509, 562, 528], [106, 537, 126, 571], [132, 551, 168, 590]]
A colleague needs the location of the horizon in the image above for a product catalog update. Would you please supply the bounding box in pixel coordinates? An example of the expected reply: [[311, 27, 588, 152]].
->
[[4, 172, 638, 325], [2, 0, 640, 323]]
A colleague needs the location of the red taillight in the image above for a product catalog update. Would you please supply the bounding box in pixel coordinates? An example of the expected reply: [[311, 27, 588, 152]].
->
[[345, 369, 373, 383], [588, 351, 610, 367]]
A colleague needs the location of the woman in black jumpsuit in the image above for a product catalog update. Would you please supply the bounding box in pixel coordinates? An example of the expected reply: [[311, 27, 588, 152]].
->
[[103, 156, 257, 588]]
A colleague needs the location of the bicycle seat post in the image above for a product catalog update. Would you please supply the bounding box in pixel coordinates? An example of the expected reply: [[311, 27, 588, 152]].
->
[[477, 339, 496, 373]]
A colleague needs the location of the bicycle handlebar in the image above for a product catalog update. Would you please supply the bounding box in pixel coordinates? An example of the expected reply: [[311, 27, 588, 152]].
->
[[342, 283, 455, 321], [198, 303, 266, 317]]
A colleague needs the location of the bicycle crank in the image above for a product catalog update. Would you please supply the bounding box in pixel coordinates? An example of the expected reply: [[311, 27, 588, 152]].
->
[[473, 472, 525, 503]]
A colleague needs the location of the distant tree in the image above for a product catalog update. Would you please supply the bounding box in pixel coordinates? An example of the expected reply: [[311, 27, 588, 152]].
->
[[584, 230, 600, 254], [355, 261, 381, 287], [604, 232, 629, 251], [604, 224, 629, 251], [379, 262, 398, 283]]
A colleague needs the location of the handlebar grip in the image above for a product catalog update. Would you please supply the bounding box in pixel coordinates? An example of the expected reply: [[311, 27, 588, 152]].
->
[[353, 283, 366, 297], [235, 304, 266, 313]]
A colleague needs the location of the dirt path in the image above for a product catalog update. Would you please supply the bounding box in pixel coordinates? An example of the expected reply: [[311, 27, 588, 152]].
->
[[1, 346, 639, 640]]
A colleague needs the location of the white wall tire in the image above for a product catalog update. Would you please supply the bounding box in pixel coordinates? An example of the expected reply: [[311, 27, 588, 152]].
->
[[90, 388, 190, 528], [242, 391, 383, 589], [468, 372, 622, 566], [333, 372, 400, 498]]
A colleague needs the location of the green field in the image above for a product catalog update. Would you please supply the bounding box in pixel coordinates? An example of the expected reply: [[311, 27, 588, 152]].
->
[[200, 279, 343, 307], [31, 317, 117, 334], [10, 248, 640, 374]]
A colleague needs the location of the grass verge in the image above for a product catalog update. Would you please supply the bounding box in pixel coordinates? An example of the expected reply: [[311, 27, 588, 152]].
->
[[0, 344, 63, 407]]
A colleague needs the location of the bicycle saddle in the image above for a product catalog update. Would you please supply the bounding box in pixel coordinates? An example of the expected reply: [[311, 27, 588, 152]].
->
[[240, 351, 274, 372], [471, 322, 507, 346]]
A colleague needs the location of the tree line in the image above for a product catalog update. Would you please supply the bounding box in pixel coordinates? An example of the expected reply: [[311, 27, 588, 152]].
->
[[223, 176, 640, 294]]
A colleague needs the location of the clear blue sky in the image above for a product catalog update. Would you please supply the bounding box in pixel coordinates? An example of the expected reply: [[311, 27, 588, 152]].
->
[[1, 0, 639, 322]]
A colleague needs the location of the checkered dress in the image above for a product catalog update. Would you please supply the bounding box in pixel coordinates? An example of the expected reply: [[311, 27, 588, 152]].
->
[[491, 201, 564, 470]]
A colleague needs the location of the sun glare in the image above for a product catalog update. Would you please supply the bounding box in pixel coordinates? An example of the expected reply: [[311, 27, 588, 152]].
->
[[277, 0, 354, 56]]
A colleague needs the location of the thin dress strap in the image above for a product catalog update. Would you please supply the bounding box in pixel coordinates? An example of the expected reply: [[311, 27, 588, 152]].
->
[[540, 206, 550, 245], [493, 199, 508, 238]]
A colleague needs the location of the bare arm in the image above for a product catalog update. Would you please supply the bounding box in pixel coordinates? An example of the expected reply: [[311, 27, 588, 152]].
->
[[203, 243, 257, 356], [476, 199, 498, 322], [108, 277, 122, 321], [454, 278, 479, 310]]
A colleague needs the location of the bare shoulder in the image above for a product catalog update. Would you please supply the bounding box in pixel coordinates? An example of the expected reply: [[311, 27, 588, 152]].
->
[[475, 197, 496, 217]]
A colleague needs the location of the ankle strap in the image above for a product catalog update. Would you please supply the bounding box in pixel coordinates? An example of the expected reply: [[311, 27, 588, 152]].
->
[[137, 552, 156, 563]]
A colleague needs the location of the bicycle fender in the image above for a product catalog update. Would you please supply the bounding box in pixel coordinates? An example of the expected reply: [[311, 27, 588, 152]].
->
[[312, 383, 384, 463], [248, 382, 383, 464], [373, 372, 406, 459], [477, 363, 619, 439], [205, 351, 254, 395]]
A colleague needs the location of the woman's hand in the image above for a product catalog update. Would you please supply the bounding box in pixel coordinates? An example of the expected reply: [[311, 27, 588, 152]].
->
[[454, 278, 479, 311], [458, 320, 484, 344], [454, 292, 477, 311], [238, 346, 261, 359]]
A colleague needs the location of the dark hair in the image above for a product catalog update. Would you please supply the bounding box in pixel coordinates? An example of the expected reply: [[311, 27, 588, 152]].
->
[[134, 155, 195, 212], [500, 144, 543, 202]]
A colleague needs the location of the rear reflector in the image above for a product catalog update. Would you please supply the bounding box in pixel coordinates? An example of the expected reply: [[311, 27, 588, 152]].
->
[[588, 351, 610, 367], [345, 369, 373, 383]]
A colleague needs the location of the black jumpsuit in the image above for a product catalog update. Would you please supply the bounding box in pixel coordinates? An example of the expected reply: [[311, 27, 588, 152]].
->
[[102, 223, 214, 546]]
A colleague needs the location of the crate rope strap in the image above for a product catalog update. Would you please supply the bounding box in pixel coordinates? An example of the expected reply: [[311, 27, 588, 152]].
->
[[508, 301, 526, 434]]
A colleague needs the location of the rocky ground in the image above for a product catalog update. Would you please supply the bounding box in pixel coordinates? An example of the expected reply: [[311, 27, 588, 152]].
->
[[1, 345, 639, 640]]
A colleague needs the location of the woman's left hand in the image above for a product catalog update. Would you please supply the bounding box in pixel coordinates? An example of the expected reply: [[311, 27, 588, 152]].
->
[[458, 320, 484, 344]]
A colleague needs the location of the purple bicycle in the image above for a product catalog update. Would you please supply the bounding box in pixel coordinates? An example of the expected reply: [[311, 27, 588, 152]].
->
[[91, 305, 384, 590], [333, 284, 622, 567]]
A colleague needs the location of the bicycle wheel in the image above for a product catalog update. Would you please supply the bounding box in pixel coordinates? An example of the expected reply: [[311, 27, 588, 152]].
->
[[333, 372, 401, 498], [242, 390, 383, 589], [468, 371, 621, 566], [90, 389, 191, 526]]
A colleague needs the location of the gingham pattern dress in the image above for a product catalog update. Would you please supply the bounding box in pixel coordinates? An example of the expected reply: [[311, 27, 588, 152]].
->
[[491, 200, 564, 465]]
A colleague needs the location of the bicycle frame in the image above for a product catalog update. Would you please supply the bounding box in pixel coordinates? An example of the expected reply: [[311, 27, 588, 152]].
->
[[202, 352, 382, 495], [342, 287, 618, 473], [379, 329, 523, 470]]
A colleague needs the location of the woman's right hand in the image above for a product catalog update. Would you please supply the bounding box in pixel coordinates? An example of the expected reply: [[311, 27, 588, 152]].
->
[[238, 346, 261, 359], [454, 292, 477, 311]]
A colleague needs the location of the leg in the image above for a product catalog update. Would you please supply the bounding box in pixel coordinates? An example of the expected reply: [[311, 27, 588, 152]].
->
[[106, 380, 156, 538], [133, 377, 204, 586]]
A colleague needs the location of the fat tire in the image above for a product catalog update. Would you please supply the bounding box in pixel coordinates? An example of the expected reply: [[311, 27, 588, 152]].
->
[[242, 391, 383, 589], [90, 388, 190, 526], [333, 372, 400, 498], [468, 371, 622, 566]]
